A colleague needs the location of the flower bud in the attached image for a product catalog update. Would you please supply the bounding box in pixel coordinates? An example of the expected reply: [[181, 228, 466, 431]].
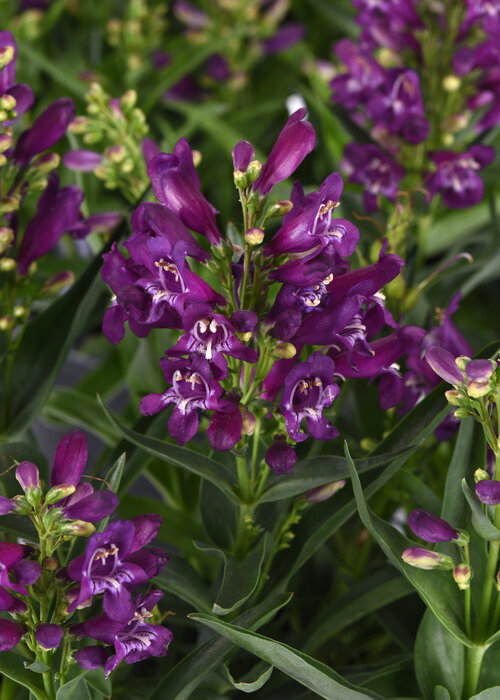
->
[[474, 469, 490, 483], [273, 342, 297, 359], [240, 407, 256, 436], [0, 196, 20, 213], [246, 159, 262, 183], [63, 520, 95, 537], [453, 563, 471, 590], [0, 94, 16, 111], [0, 227, 14, 254], [266, 199, 293, 218], [401, 546, 454, 570], [40, 271, 75, 295], [453, 408, 470, 419], [120, 89, 137, 111], [407, 510, 460, 543], [455, 356, 471, 371], [444, 390, 461, 405], [0, 45, 15, 70], [236, 331, 252, 342], [0, 133, 12, 152], [35, 624, 63, 650], [233, 169, 248, 188], [13, 306, 25, 318], [15, 461, 40, 492], [476, 479, 500, 506], [245, 227, 265, 246], [105, 144, 126, 163], [42, 557, 59, 571], [467, 380, 491, 398], [0, 316, 14, 331], [45, 483, 76, 505], [442, 75, 461, 92], [32, 152, 60, 173], [305, 480, 346, 503], [68, 116, 89, 134]]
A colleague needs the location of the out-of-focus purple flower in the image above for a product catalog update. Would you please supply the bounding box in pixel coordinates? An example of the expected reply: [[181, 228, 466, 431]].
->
[[253, 109, 316, 195], [331, 40, 386, 111], [64, 149, 103, 172], [0, 31, 34, 125], [281, 352, 339, 443], [407, 510, 459, 543], [14, 98, 75, 163], [140, 355, 223, 445], [206, 54, 230, 82], [15, 461, 40, 492], [341, 143, 405, 213], [35, 624, 63, 650], [265, 436, 297, 474], [148, 139, 221, 245], [261, 23, 305, 54], [0, 620, 24, 651], [476, 479, 500, 505], [72, 590, 173, 678], [0, 496, 15, 515], [425, 347, 465, 386], [12, 560, 40, 585], [67, 518, 167, 622], [17, 173, 84, 275], [142, 138, 159, 165], [0, 542, 31, 597], [173, 0, 208, 29], [353, 0, 423, 51], [426, 146, 495, 209], [464, 0, 500, 34]]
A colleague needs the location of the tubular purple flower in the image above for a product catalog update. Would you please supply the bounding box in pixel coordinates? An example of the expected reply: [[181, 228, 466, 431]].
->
[[14, 97, 75, 162], [425, 347, 465, 386], [15, 461, 40, 491], [253, 109, 316, 195], [265, 436, 297, 475], [401, 547, 454, 570], [12, 560, 40, 585], [407, 510, 460, 543], [63, 149, 103, 172], [0, 496, 16, 515], [0, 619, 24, 651], [62, 490, 119, 522], [261, 23, 305, 54], [232, 140, 255, 172], [341, 143, 405, 213], [426, 147, 495, 209], [51, 430, 88, 488], [0, 31, 33, 125], [476, 480, 500, 505], [35, 624, 63, 650], [73, 646, 111, 670], [207, 400, 243, 452]]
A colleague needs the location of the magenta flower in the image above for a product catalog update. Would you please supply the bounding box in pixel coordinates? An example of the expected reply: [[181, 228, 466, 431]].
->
[[0, 620, 24, 651], [426, 146, 495, 209], [425, 347, 465, 386], [35, 624, 63, 650], [0, 31, 34, 126], [341, 143, 404, 213], [476, 479, 500, 505], [265, 436, 297, 475], [407, 510, 460, 543], [14, 97, 75, 162]]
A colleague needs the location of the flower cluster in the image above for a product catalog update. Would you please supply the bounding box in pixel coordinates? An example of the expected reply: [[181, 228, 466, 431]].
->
[[0, 431, 171, 684], [331, 1, 496, 214], [101, 109, 424, 473]]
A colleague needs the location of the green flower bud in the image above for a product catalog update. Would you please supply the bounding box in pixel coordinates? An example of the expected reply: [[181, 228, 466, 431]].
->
[[0, 227, 14, 254], [0, 258, 16, 272], [42, 557, 59, 571], [453, 563, 471, 590], [62, 520, 95, 537], [105, 144, 126, 163], [474, 469, 490, 483], [13, 306, 26, 318], [241, 407, 257, 436], [0, 45, 15, 70], [0, 133, 12, 152], [121, 89, 138, 111], [305, 480, 346, 503], [467, 380, 491, 399], [68, 117, 89, 134], [455, 356, 471, 371], [273, 342, 297, 359], [453, 408, 470, 419], [33, 153, 60, 173], [1, 196, 20, 213], [442, 75, 461, 92], [246, 160, 262, 183], [445, 389, 461, 405], [245, 227, 265, 246], [0, 94, 16, 111], [45, 483, 76, 505], [401, 547, 455, 570], [233, 169, 248, 188], [266, 199, 293, 218], [40, 271, 75, 295]]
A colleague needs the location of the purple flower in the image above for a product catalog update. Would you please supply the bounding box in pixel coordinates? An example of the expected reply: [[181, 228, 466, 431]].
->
[[67, 518, 167, 622], [261, 23, 305, 54], [0, 542, 31, 597], [330, 40, 386, 111], [140, 355, 223, 446], [63, 149, 103, 172], [0, 619, 24, 651], [281, 352, 340, 443], [425, 347, 465, 386], [0, 495, 16, 515], [51, 430, 88, 488], [17, 173, 84, 275], [15, 461, 40, 492], [353, 0, 423, 51], [0, 31, 34, 125], [206, 398, 243, 452], [253, 109, 316, 195], [232, 140, 255, 172], [426, 146, 495, 209], [72, 590, 173, 678], [407, 510, 459, 543], [401, 546, 454, 570], [476, 479, 500, 505], [148, 139, 221, 245], [265, 436, 297, 474], [169, 307, 258, 379], [35, 624, 63, 650], [14, 97, 75, 162], [340, 143, 404, 213]]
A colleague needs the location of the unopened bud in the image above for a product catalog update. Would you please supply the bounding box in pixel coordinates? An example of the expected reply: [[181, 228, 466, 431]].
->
[[246, 160, 262, 183], [83, 131, 103, 144], [33, 152, 60, 173], [0, 133, 12, 152], [233, 169, 248, 188], [191, 149, 202, 167], [236, 331, 252, 342], [63, 520, 95, 537], [0, 94, 16, 111], [240, 407, 256, 436], [42, 557, 59, 571], [453, 408, 470, 419], [442, 75, 461, 92], [475, 469, 490, 483], [68, 116, 89, 134], [0, 154, 6, 167], [245, 227, 264, 246], [1, 196, 20, 213], [467, 380, 491, 398], [106, 144, 126, 163], [0, 258, 16, 272], [120, 159, 134, 174], [120, 89, 137, 111], [41, 270, 75, 295], [401, 546, 454, 570], [266, 199, 294, 218], [273, 342, 296, 359], [453, 563, 471, 590], [13, 306, 26, 318], [305, 480, 346, 503], [375, 47, 401, 68], [454, 529, 470, 547], [0, 316, 13, 331], [445, 389, 461, 405], [442, 133, 454, 147], [455, 356, 471, 371], [0, 227, 14, 254], [45, 483, 76, 505], [27, 262, 37, 276], [0, 45, 15, 70]]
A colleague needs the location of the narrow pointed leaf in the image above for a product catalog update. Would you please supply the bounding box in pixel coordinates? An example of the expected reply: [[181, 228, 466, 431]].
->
[[154, 553, 213, 612], [461, 478, 500, 541], [0, 652, 48, 700], [415, 610, 464, 700], [225, 662, 273, 693]]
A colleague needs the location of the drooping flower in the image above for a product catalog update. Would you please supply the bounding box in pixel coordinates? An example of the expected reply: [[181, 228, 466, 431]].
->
[[265, 436, 297, 475], [407, 510, 460, 543]]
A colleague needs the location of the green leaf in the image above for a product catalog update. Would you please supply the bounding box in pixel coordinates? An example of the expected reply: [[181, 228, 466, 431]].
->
[[434, 687, 451, 700], [200, 479, 238, 549], [224, 662, 273, 693], [470, 689, 500, 699], [42, 388, 121, 445], [190, 613, 382, 699], [305, 569, 412, 653], [345, 442, 472, 648], [23, 661, 49, 674], [0, 652, 48, 700], [442, 419, 478, 524], [154, 553, 212, 612], [56, 674, 91, 700], [17, 39, 86, 98], [0, 244, 109, 438], [196, 535, 268, 615], [461, 479, 500, 541], [415, 610, 464, 700], [259, 448, 412, 504], [99, 399, 239, 503], [103, 453, 126, 493], [83, 669, 111, 698], [146, 593, 292, 700]]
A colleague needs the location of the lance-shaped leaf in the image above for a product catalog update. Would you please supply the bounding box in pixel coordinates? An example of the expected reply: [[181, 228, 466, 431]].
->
[[0, 652, 48, 700], [99, 397, 239, 503], [154, 553, 212, 613], [461, 479, 500, 541], [345, 442, 472, 647], [224, 661, 273, 693], [415, 610, 464, 700], [196, 536, 268, 615], [190, 613, 382, 699]]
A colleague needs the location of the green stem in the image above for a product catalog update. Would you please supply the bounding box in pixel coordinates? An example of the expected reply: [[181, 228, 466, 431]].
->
[[464, 543, 472, 638], [250, 417, 261, 485], [236, 454, 251, 503], [476, 539, 500, 639], [464, 644, 487, 699]]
